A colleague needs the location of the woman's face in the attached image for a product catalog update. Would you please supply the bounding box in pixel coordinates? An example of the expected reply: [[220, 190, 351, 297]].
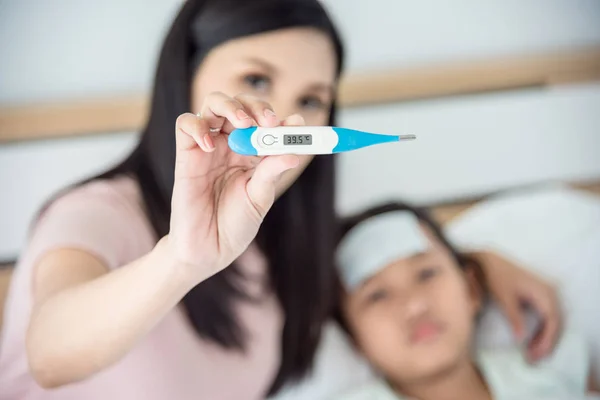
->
[[192, 27, 337, 196]]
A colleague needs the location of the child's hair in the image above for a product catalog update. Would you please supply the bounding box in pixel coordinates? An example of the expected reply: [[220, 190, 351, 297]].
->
[[334, 201, 487, 334]]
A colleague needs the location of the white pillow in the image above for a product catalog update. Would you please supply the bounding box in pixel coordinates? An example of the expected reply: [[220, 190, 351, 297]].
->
[[446, 184, 600, 384]]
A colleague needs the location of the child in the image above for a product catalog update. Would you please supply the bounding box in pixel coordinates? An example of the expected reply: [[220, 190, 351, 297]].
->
[[333, 202, 597, 400]]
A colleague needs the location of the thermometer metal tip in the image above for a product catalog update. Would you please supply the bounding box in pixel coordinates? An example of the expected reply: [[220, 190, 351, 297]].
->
[[398, 134, 416, 141]]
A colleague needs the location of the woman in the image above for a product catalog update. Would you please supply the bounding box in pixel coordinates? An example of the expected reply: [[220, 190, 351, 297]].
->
[[0, 0, 561, 399]]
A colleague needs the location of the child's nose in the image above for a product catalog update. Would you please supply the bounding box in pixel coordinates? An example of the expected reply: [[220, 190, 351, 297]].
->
[[400, 292, 430, 320]]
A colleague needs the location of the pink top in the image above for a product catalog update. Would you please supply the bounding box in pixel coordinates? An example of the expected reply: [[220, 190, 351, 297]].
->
[[0, 177, 284, 400]]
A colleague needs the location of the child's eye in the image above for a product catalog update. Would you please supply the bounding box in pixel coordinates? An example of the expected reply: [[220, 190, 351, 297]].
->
[[417, 267, 438, 282], [243, 74, 271, 92], [366, 289, 388, 304], [299, 96, 327, 111]]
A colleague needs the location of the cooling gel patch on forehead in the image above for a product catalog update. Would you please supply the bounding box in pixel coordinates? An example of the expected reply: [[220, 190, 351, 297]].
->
[[337, 211, 429, 291]]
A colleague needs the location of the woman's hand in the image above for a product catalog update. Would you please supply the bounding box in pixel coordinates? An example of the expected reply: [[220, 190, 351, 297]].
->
[[168, 92, 302, 281], [475, 251, 563, 362]]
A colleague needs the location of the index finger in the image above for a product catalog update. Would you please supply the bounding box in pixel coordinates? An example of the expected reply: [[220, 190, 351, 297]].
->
[[175, 113, 204, 151], [200, 92, 254, 133]]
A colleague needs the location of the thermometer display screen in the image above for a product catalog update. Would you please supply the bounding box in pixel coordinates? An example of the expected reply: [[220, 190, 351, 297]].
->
[[284, 134, 312, 145]]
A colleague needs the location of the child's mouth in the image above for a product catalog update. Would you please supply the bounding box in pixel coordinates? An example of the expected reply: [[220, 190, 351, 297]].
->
[[409, 321, 444, 343]]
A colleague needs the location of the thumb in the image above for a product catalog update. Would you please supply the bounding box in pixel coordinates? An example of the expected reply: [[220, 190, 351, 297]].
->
[[281, 113, 305, 127], [246, 155, 300, 216]]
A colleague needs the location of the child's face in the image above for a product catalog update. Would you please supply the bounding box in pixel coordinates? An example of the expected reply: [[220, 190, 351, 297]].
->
[[342, 223, 481, 385]]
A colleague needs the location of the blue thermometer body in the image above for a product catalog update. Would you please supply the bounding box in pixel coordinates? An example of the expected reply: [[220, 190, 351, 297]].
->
[[228, 126, 416, 156]]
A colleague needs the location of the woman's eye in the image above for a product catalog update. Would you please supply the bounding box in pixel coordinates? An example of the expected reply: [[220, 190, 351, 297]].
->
[[417, 267, 438, 282], [243, 74, 270, 92], [300, 96, 327, 110]]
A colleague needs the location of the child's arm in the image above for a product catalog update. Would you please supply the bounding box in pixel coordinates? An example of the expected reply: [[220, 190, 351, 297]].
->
[[468, 250, 561, 361]]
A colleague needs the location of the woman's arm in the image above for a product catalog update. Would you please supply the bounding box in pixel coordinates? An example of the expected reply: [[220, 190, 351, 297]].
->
[[27, 238, 195, 388], [468, 250, 562, 361]]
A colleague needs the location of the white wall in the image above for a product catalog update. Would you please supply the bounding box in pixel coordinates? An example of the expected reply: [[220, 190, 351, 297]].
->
[[0, 0, 182, 104], [326, 0, 600, 70], [1, 0, 600, 259]]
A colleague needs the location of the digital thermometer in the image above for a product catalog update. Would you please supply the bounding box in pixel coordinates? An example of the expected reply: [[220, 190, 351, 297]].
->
[[228, 126, 416, 156]]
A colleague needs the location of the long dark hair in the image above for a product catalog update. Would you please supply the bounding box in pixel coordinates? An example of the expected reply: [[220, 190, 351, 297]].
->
[[90, 0, 344, 395], [334, 202, 487, 332]]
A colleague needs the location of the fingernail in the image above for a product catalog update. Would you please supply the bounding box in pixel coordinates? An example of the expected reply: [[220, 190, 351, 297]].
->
[[236, 109, 250, 120], [203, 134, 214, 150], [264, 109, 277, 119]]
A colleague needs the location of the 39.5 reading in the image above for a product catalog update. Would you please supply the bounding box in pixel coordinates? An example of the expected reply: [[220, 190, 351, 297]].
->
[[284, 134, 312, 145]]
